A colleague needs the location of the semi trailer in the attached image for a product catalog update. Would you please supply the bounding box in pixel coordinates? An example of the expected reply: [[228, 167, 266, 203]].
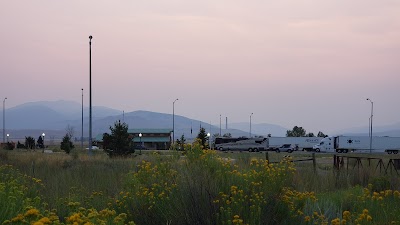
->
[[313, 136, 400, 154]]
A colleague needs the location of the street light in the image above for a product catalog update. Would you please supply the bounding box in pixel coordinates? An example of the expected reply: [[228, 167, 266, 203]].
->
[[139, 133, 142, 155], [89, 35, 93, 154], [6, 134, 9, 143], [366, 98, 373, 154], [250, 113, 253, 138], [172, 98, 178, 145], [207, 132, 211, 149], [81, 88, 84, 150], [3, 97, 7, 144], [42, 133, 45, 152]]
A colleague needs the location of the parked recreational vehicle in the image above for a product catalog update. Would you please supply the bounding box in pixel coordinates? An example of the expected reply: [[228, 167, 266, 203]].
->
[[215, 137, 266, 152]]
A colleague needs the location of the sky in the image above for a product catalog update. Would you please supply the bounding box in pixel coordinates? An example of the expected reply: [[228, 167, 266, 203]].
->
[[1, 0, 399, 134]]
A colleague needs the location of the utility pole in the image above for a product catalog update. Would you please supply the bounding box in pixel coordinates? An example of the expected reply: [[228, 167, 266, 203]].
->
[[250, 113, 253, 138], [367, 98, 373, 154], [2, 97, 7, 144], [172, 98, 178, 145], [89, 35, 93, 154], [81, 88, 84, 150], [219, 114, 221, 136]]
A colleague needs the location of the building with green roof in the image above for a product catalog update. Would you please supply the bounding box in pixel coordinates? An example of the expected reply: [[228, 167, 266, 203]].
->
[[95, 128, 172, 150], [129, 128, 172, 150]]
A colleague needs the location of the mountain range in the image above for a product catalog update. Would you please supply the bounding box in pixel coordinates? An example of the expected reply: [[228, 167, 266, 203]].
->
[[1, 100, 400, 140]]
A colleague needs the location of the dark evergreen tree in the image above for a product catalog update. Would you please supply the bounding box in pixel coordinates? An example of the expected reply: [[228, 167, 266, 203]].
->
[[307, 132, 315, 137], [37, 136, 44, 148], [317, 131, 328, 137], [103, 120, 134, 157], [16, 141, 25, 149], [60, 134, 75, 154], [175, 134, 186, 151], [25, 136, 35, 149], [196, 127, 209, 148], [286, 126, 307, 137]]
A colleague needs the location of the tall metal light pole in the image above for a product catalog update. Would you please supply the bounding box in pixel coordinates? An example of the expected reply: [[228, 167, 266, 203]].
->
[[139, 133, 142, 155], [42, 133, 45, 153], [172, 98, 178, 145], [366, 98, 373, 154], [81, 88, 84, 150], [89, 35, 93, 154], [219, 114, 222, 136], [250, 113, 253, 138], [207, 132, 211, 149], [2, 97, 6, 144]]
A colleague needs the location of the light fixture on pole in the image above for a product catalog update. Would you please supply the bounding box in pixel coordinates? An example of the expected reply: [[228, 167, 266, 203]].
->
[[139, 133, 142, 155], [207, 132, 211, 149], [250, 113, 253, 138], [366, 98, 373, 154], [6, 134, 9, 143], [172, 98, 178, 145], [3, 97, 7, 144], [42, 133, 45, 152], [89, 35, 93, 154], [81, 88, 84, 150]]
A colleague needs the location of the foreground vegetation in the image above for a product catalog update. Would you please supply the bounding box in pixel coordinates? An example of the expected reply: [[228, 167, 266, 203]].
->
[[1, 144, 400, 224]]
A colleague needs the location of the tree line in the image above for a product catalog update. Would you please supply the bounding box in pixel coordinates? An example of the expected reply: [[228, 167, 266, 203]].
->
[[286, 126, 327, 137]]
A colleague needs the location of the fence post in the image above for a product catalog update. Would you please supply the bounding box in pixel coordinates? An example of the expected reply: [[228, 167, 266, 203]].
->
[[31, 161, 35, 177], [312, 153, 316, 173], [333, 154, 337, 169], [265, 151, 269, 163]]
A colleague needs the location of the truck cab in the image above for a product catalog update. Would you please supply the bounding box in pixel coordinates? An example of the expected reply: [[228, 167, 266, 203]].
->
[[313, 137, 334, 152]]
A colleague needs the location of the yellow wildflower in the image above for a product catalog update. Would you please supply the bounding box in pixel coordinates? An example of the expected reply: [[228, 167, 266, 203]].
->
[[25, 208, 40, 217]]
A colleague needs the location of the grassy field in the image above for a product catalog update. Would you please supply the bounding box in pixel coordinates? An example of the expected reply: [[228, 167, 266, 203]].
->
[[1, 145, 400, 224]]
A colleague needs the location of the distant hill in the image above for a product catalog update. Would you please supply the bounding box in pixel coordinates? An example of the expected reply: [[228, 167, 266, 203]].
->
[[228, 122, 288, 137], [2, 100, 400, 140], [91, 110, 251, 140], [2, 100, 122, 130], [333, 122, 400, 137], [338, 130, 400, 137]]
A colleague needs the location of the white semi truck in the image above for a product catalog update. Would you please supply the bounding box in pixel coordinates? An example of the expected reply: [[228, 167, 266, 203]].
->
[[313, 136, 400, 154], [266, 137, 323, 151]]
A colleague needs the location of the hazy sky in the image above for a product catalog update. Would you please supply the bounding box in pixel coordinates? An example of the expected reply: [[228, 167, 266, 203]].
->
[[1, 0, 399, 134]]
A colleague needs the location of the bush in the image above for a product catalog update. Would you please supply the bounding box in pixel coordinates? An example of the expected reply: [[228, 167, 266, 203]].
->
[[4, 142, 15, 150], [16, 141, 25, 149], [60, 134, 74, 154]]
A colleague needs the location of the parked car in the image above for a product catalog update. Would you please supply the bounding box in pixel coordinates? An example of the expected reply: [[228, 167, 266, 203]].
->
[[276, 144, 295, 153], [85, 146, 100, 150]]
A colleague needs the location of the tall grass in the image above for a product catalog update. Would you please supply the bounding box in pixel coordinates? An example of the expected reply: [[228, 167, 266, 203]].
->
[[1, 147, 400, 224]]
